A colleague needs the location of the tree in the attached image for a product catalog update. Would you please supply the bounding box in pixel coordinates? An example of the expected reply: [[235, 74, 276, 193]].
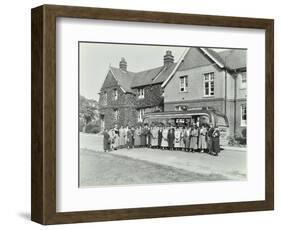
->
[[79, 95, 100, 133]]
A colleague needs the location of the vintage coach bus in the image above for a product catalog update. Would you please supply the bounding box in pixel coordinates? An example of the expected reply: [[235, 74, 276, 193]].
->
[[143, 107, 229, 146]]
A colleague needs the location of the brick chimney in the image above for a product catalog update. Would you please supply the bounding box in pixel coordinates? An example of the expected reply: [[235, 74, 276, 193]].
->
[[164, 50, 174, 66], [119, 57, 127, 71]]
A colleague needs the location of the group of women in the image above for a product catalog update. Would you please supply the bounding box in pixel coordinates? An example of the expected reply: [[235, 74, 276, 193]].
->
[[103, 122, 221, 156]]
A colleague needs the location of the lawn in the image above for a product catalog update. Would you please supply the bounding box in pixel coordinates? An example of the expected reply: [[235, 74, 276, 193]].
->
[[79, 148, 228, 187]]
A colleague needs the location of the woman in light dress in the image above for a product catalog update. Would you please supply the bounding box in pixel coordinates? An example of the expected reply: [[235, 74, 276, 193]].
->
[[113, 124, 120, 150], [161, 126, 169, 149], [134, 126, 141, 147], [119, 126, 126, 148], [150, 126, 159, 148], [198, 124, 208, 152], [189, 124, 199, 152], [179, 127, 185, 150], [183, 126, 191, 151], [109, 128, 117, 150], [174, 127, 182, 150]]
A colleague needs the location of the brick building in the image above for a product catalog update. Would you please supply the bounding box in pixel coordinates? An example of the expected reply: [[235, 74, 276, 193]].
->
[[161, 47, 247, 136], [98, 51, 177, 130], [99, 47, 247, 136]]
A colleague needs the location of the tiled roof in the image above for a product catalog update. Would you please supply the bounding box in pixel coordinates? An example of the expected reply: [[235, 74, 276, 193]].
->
[[204, 48, 225, 67], [109, 63, 177, 92], [131, 63, 177, 88], [109, 48, 246, 93], [217, 49, 247, 70], [152, 63, 178, 84], [131, 66, 163, 88], [110, 67, 135, 93]]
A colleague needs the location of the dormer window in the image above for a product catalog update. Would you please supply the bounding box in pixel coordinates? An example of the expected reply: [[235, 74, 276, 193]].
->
[[138, 88, 145, 99]]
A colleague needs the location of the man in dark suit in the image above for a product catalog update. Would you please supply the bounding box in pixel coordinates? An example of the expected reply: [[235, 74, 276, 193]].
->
[[207, 123, 214, 154], [158, 126, 163, 149], [167, 126, 175, 151]]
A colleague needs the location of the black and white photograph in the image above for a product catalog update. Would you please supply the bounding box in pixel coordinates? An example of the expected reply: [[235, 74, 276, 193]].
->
[[79, 42, 247, 187]]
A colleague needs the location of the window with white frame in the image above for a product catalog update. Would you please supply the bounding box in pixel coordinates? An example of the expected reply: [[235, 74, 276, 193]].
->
[[114, 109, 119, 121], [241, 104, 247, 126], [240, 72, 247, 89], [138, 88, 145, 99], [204, 72, 214, 96], [113, 89, 118, 100], [179, 75, 188, 92], [138, 109, 145, 122]]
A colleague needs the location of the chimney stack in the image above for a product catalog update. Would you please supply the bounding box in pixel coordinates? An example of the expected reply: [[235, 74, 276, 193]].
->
[[164, 50, 174, 66], [119, 57, 127, 71]]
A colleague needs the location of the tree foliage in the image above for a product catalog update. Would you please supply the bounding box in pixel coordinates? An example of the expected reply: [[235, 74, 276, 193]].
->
[[79, 95, 100, 133]]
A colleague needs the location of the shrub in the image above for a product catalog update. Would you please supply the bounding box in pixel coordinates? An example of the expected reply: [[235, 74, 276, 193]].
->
[[227, 129, 247, 146], [228, 129, 246, 146], [85, 122, 101, 134], [227, 135, 237, 146]]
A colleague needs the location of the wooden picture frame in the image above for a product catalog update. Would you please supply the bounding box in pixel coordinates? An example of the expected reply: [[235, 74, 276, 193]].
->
[[31, 4, 274, 225]]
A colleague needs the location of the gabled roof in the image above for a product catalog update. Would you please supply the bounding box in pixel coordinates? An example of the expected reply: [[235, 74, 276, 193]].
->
[[162, 47, 246, 88], [201, 48, 225, 68], [131, 63, 177, 88], [110, 67, 135, 93], [152, 63, 178, 84], [104, 47, 246, 93], [131, 66, 163, 88], [201, 48, 246, 70], [161, 48, 189, 88], [105, 62, 178, 93]]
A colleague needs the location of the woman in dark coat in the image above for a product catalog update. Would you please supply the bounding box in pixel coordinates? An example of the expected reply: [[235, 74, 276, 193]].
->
[[167, 127, 175, 150], [140, 126, 146, 147], [207, 124, 214, 154], [103, 129, 111, 152], [158, 126, 163, 149], [212, 127, 220, 156], [146, 127, 152, 147], [134, 126, 141, 147], [126, 128, 133, 149]]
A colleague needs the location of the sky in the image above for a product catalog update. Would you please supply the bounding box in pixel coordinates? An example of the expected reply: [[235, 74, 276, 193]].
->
[[79, 42, 227, 101]]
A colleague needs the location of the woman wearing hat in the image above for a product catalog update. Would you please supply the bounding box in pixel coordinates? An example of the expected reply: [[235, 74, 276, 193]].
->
[[212, 126, 221, 156]]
